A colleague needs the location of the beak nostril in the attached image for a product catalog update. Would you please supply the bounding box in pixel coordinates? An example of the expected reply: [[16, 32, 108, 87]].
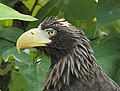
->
[[16, 28, 51, 51], [31, 32, 34, 35]]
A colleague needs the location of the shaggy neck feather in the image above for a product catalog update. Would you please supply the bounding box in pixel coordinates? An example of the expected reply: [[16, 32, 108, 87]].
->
[[44, 41, 98, 90]]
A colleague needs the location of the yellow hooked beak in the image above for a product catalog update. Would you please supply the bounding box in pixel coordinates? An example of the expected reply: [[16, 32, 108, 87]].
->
[[16, 28, 51, 52]]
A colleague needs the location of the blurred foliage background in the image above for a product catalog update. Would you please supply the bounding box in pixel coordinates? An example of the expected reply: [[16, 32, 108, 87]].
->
[[0, 0, 120, 91]]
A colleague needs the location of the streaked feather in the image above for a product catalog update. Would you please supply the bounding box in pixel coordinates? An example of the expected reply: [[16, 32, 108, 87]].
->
[[39, 17, 120, 91]]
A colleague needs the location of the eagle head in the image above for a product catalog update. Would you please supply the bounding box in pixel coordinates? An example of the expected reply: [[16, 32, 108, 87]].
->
[[17, 17, 86, 63]]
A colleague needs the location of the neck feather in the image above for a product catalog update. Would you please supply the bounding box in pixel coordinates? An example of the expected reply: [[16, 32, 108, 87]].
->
[[44, 39, 98, 90]]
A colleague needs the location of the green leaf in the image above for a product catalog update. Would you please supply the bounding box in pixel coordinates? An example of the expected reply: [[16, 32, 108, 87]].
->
[[34, 53, 51, 90], [114, 68, 120, 86], [59, 0, 96, 38], [23, 0, 35, 11], [0, 27, 24, 56], [96, 0, 120, 30], [0, 3, 38, 21], [93, 36, 120, 79], [0, 39, 14, 56], [0, 0, 17, 7], [0, 27, 24, 42], [36, 0, 60, 21], [9, 70, 29, 91], [3, 47, 51, 91], [0, 62, 13, 75], [63, 0, 96, 20], [2, 47, 33, 64]]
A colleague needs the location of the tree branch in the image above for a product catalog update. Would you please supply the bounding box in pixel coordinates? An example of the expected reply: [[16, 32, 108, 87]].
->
[[31, 0, 39, 14]]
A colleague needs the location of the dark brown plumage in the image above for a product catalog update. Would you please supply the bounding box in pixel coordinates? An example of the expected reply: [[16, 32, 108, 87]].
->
[[35, 17, 120, 91], [17, 17, 120, 91]]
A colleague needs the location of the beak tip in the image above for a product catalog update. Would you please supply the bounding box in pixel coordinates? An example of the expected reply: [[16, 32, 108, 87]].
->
[[16, 41, 21, 53], [16, 46, 20, 54]]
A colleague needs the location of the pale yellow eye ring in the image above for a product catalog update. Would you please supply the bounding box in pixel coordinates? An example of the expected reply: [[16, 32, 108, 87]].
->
[[45, 28, 57, 36], [49, 30, 57, 36]]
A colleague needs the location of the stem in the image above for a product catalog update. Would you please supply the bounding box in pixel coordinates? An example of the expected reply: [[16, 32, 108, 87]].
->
[[31, 0, 39, 14], [89, 37, 99, 41]]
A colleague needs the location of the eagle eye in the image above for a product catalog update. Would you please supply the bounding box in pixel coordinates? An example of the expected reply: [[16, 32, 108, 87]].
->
[[45, 28, 57, 37]]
